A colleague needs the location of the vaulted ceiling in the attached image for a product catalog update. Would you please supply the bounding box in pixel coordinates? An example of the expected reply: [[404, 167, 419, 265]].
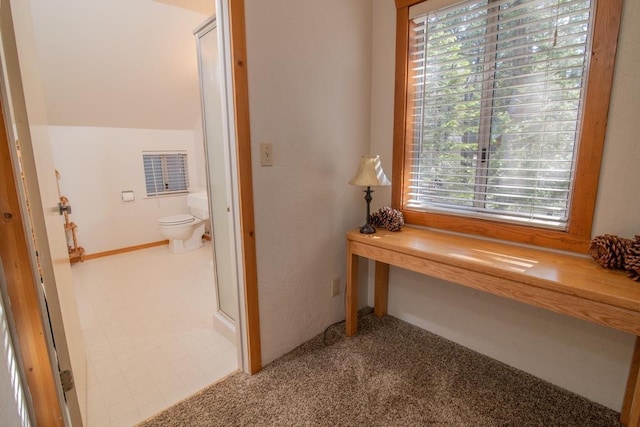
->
[[29, 0, 214, 130]]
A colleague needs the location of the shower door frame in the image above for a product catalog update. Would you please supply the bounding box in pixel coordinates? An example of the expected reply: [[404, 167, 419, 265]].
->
[[197, 0, 262, 374]]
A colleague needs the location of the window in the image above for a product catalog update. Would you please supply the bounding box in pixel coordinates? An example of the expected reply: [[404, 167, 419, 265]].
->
[[142, 152, 189, 197], [393, 0, 622, 252]]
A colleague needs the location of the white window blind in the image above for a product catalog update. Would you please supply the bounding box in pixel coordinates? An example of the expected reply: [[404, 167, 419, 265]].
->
[[407, 0, 594, 229], [143, 152, 189, 196]]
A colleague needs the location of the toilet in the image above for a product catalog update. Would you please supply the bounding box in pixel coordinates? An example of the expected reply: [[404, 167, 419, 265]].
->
[[158, 191, 209, 254]]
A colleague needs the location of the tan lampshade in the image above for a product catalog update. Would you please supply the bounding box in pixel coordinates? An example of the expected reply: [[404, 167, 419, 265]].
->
[[349, 155, 391, 187]]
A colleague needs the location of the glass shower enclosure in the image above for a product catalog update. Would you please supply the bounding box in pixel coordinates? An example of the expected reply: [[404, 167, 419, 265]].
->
[[194, 17, 239, 338]]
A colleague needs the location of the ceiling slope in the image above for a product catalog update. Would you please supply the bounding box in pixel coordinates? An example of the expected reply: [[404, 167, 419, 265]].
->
[[154, 0, 214, 16], [28, 0, 211, 130]]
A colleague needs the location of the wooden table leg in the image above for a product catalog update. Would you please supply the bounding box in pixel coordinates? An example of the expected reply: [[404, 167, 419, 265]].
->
[[374, 261, 389, 318], [346, 242, 358, 336], [621, 336, 640, 426]]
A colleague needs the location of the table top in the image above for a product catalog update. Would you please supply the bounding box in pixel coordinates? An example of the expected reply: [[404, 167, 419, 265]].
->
[[348, 226, 640, 313]]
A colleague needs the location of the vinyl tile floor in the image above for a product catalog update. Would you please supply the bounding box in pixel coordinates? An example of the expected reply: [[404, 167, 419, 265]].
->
[[71, 242, 237, 427]]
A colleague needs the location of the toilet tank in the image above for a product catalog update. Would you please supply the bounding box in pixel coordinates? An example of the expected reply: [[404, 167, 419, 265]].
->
[[187, 191, 209, 219]]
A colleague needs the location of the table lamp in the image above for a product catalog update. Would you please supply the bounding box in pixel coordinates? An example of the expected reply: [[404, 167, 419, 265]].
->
[[349, 155, 391, 234]]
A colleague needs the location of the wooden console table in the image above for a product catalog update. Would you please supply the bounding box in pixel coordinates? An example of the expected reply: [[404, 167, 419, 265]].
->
[[345, 226, 640, 426]]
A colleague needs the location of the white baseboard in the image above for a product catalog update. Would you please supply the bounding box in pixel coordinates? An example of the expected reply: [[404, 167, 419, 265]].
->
[[213, 311, 236, 343]]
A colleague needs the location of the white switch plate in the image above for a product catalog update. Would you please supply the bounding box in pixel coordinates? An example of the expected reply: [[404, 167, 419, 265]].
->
[[260, 143, 273, 166]]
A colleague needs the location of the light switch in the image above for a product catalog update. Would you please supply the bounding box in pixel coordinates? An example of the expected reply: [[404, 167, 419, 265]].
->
[[260, 143, 273, 167]]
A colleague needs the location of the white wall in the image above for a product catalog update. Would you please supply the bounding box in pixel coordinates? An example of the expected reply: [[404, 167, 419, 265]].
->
[[369, 0, 640, 411], [27, 0, 212, 256], [49, 126, 202, 254], [28, 0, 206, 130], [245, 0, 373, 365]]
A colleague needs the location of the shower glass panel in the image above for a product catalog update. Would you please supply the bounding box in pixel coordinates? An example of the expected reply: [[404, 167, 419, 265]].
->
[[196, 19, 238, 322]]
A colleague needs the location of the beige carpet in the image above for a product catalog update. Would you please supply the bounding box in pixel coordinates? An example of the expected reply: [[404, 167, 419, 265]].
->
[[139, 313, 621, 426]]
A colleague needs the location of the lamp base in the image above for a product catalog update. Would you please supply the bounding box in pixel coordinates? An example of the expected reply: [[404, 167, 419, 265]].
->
[[359, 223, 376, 234]]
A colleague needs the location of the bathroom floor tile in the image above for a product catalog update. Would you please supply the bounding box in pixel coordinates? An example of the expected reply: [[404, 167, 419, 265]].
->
[[138, 399, 168, 421], [87, 408, 111, 427], [72, 243, 237, 426]]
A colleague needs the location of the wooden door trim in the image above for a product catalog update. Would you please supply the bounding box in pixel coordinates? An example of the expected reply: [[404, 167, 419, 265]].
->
[[228, 0, 262, 374], [0, 101, 64, 425]]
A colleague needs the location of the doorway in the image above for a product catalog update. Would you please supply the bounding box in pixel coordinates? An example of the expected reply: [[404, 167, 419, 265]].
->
[[61, 11, 243, 425], [0, 0, 260, 425]]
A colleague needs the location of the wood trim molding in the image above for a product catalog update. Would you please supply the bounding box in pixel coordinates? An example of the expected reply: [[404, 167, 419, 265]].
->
[[82, 240, 168, 261], [391, 6, 409, 210], [0, 97, 64, 425], [566, 0, 623, 239], [395, 0, 424, 9], [228, 0, 262, 375]]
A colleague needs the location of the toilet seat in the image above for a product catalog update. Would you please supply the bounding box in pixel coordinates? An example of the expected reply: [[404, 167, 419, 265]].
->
[[158, 214, 196, 226]]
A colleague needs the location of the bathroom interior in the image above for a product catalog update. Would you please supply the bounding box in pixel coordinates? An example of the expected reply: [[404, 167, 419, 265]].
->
[[31, 0, 237, 425]]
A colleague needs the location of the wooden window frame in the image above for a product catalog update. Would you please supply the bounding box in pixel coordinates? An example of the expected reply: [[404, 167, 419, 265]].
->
[[392, 0, 623, 253]]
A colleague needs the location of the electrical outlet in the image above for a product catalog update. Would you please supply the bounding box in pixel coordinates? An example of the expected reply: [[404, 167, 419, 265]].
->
[[331, 278, 340, 297], [260, 143, 273, 166]]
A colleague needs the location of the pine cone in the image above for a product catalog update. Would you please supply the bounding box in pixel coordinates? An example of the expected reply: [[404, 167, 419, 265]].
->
[[588, 234, 632, 270], [624, 235, 640, 281], [385, 209, 405, 232], [369, 207, 405, 232], [378, 206, 395, 225]]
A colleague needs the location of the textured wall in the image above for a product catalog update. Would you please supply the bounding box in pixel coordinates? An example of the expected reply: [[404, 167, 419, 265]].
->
[[245, 0, 373, 365], [369, 0, 640, 411]]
